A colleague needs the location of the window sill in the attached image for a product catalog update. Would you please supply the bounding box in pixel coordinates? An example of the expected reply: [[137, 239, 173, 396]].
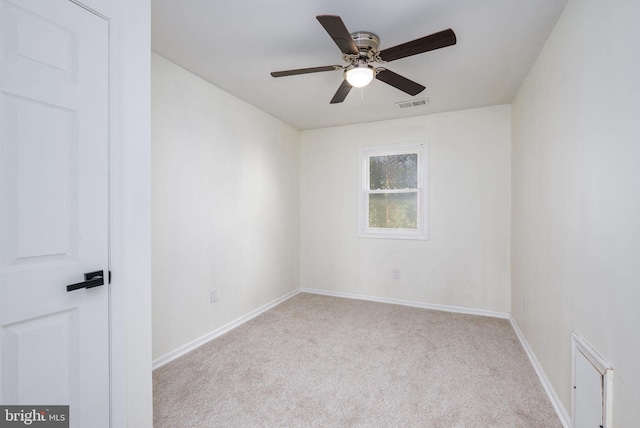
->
[[358, 229, 428, 241]]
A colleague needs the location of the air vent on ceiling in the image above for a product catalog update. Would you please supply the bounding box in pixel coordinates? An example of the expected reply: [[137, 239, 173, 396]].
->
[[396, 98, 430, 109]]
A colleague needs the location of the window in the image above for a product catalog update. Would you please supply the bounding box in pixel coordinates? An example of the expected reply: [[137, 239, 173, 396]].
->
[[358, 142, 428, 240]]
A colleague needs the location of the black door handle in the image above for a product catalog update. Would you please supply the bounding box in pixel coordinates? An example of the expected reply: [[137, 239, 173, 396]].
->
[[66, 270, 104, 292]]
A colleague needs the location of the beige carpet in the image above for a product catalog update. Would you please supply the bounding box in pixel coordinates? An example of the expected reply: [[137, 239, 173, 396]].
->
[[153, 293, 562, 427]]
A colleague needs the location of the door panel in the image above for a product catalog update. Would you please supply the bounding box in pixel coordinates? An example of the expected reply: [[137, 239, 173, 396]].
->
[[3, 93, 77, 264], [2, 309, 79, 404], [2, 1, 77, 81], [0, 0, 109, 426], [574, 349, 604, 428]]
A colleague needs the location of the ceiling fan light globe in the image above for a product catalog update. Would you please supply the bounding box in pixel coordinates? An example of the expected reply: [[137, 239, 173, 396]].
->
[[346, 66, 374, 88]]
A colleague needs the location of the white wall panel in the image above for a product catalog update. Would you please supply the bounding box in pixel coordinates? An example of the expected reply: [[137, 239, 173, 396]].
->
[[300, 105, 512, 313], [511, 0, 640, 425], [151, 53, 300, 360]]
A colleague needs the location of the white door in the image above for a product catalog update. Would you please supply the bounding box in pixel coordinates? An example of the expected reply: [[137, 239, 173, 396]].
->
[[0, 0, 110, 426], [574, 349, 604, 428]]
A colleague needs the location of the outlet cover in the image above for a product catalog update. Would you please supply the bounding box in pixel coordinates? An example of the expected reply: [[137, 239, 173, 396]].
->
[[210, 289, 218, 303]]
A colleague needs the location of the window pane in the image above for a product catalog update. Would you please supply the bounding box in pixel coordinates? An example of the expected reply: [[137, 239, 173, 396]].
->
[[369, 153, 418, 190], [368, 193, 418, 229]]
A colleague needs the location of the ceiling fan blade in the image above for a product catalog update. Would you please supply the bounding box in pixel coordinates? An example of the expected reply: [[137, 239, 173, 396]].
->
[[271, 65, 342, 78], [330, 80, 353, 104], [378, 29, 456, 62], [375, 69, 425, 96], [316, 15, 359, 55]]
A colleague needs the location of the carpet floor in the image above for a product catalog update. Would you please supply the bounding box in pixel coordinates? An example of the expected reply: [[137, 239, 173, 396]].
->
[[153, 293, 562, 427]]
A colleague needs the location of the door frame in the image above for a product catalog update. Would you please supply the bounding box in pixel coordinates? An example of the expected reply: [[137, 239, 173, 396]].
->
[[571, 332, 613, 428], [68, 1, 151, 427]]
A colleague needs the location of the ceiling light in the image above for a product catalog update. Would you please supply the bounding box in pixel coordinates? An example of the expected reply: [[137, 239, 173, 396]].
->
[[345, 63, 374, 88]]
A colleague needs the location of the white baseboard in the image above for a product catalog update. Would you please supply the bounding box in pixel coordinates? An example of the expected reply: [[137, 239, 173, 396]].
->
[[300, 287, 511, 319], [509, 315, 571, 428], [152, 288, 301, 370]]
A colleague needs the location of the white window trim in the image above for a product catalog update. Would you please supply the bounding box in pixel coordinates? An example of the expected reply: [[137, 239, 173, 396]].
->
[[358, 141, 428, 240]]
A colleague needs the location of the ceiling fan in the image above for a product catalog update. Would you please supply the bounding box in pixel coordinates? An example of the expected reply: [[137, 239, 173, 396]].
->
[[271, 15, 457, 104]]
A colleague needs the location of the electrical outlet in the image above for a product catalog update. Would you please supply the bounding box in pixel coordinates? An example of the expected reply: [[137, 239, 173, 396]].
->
[[392, 269, 401, 280], [523, 295, 527, 310], [210, 289, 218, 303]]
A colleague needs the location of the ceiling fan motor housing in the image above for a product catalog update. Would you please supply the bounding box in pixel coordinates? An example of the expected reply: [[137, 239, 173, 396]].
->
[[351, 32, 380, 52], [343, 31, 380, 64]]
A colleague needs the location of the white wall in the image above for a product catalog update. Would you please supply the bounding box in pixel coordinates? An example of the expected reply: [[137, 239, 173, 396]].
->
[[151, 54, 300, 360], [511, 0, 640, 425], [300, 105, 511, 312]]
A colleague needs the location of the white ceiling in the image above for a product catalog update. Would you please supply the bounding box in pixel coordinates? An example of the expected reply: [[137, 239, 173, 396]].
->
[[151, 0, 568, 131]]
